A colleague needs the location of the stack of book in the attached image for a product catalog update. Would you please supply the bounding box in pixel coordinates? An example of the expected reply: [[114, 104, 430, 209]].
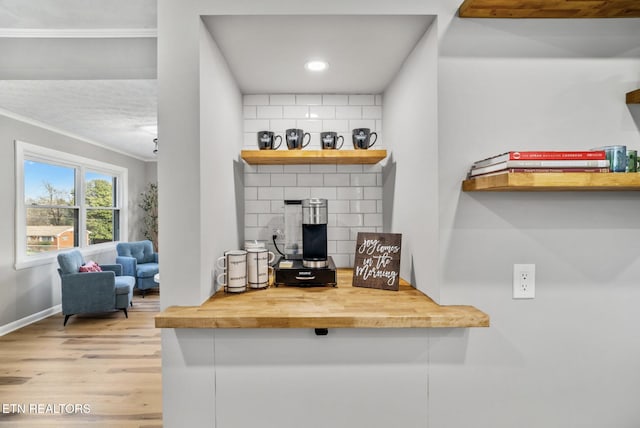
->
[[468, 150, 610, 179]]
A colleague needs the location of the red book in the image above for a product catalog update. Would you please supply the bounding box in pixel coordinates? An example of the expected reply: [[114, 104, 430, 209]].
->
[[473, 151, 606, 168], [470, 167, 610, 179]]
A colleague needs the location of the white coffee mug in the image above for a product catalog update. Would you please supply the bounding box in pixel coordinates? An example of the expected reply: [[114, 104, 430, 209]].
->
[[246, 248, 275, 289], [216, 250, 247, 292]]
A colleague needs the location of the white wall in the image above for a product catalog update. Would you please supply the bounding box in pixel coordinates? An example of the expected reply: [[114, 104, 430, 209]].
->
[[383, 20, 439, 299], [158, 1, 640, 427], [243, 93, 384, 267], [433, 18, 640, 428], [0, 113, 150, 330]]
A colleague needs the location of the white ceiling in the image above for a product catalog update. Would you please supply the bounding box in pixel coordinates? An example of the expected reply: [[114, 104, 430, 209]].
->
[[203, 15, 434, 94], [0, 3, 434, 161]]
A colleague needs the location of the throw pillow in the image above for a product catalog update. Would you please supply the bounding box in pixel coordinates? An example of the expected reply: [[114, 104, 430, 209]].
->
[[79, 261, 102, 272]]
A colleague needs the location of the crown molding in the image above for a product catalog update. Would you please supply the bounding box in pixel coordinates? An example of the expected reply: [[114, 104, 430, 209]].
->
[[0, 28, 157, 38]]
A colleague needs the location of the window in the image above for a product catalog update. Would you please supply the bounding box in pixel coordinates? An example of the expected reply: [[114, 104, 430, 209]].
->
[[15, 141, 128, 269]]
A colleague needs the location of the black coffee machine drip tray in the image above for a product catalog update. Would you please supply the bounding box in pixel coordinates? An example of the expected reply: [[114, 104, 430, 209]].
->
[[274, 256, 337, 287]]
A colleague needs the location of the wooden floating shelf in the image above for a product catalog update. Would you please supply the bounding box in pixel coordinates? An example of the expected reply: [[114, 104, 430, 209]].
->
[[627, 89, 640, 105], [241, 149, 387, 165], [459, 0, 640, 18], [462, 172, 640, 191], [155, 269, 489, 329]]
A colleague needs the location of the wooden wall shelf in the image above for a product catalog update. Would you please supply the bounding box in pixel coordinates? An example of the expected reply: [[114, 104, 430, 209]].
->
[[459, 0, 640, 18], [241, 149, 387, 165], [627, 89, 640, 105], [155, 269, 489, 329], [462, 172, 640, 191]]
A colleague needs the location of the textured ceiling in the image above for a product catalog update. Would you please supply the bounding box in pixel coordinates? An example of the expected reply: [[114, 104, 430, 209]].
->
[[0, 0, 158, 161], [0, 80, 157, 160]]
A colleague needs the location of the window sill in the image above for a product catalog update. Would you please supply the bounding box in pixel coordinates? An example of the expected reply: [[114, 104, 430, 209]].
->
[[14, 242, 118, 270]]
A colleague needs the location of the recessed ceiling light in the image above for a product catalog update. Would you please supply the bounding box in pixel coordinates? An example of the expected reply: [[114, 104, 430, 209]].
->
[[304, 60, 329, 72]]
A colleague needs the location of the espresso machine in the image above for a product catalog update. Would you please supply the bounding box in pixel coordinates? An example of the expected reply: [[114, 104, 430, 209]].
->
[[274, 198, 336, 286]]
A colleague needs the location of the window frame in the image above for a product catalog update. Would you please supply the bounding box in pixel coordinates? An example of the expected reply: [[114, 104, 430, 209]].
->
[[15, 140, 128, 269]]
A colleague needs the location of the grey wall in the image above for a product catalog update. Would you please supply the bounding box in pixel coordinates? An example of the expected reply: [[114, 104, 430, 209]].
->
[[0, 114, 151, 328]]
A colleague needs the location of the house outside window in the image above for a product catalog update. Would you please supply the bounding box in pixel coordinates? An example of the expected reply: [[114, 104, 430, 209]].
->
[[15, 141, 128, 269]]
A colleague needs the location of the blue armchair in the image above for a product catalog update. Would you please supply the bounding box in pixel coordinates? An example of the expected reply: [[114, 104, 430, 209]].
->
[[116, 240, 159, 296], [57, 250, 135, 326]]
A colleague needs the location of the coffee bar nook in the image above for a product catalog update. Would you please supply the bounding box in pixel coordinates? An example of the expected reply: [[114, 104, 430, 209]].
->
[[156, 1, 640, 427]]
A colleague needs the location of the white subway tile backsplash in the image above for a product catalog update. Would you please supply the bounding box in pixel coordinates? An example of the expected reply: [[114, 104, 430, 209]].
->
[[270, 173, 297, 187], [364, 187, 382, 199], [245, 119, 271, 133], [297, 173, 323, 187], [328, 200, 350, 214], [328, 227, 350, 241], [270, 119, 297, 132], [245, 200, 271, 213], [337, 165, 363, 173], [362, 106, 382, 119], [243, 92, 383, 263], [321, 119, 349, 132], [350, 173, 377, 187], [364, 213, 383, 227], [324, 173, 349, 187], [362, 164, 382, 173], [245, 187, 257, 200], [245, 214, 258, 227], [270, 94, 296, 105], [349, 119, 376, 131], [283, 105, 309, 119], [297, 94, 322, 105], [255, 165, 282, 173], [336, 106, 362, 119], [271, 200, 285, 213], [243, 105, 257, 119], [283, 165, 310, 173], [331, 254, 351, 268], [323, 94, 349, 105], [336, 240, 356, 253], [309, 187, 337, 200], [257, 105, 283, 119], [284, 187, 311, 200], [349, 95, 375, 105], [337, 187, 363, 200], [258, 213, 282, 227], [296, 119, 322, 133], [245, 173, 270, 187], [350, 200, 377, 213], [309, 106, 335, 119], [337, 214, 363, 227], [244, 94, 269, 105], [310, 164, 337, 173], [350, 227, 377, 241], [258, 187, 284, 200]]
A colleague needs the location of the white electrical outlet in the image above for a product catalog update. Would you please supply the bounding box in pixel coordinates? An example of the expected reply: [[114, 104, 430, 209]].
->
[[513, 264, 535, 299]]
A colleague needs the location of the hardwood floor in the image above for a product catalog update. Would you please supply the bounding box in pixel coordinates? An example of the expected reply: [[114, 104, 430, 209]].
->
[[0, 290, 162, 427]]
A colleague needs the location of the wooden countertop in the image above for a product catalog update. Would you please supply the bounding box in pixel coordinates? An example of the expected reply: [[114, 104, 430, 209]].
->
[[155, 269, 489, 329]]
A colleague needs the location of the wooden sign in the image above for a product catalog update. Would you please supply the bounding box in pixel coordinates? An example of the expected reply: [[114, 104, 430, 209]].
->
[[352, 232, 402, 291]]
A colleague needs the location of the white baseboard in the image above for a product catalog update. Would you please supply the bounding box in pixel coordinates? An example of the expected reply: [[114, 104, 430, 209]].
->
[[0, 304, 61, 336]]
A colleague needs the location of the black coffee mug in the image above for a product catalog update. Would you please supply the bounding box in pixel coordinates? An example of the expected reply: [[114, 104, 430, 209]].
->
[[321, 132, 344, 150], [257, 131, 282, 150], [285, 128, 311, 150], [352, 128, 378, 150]]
